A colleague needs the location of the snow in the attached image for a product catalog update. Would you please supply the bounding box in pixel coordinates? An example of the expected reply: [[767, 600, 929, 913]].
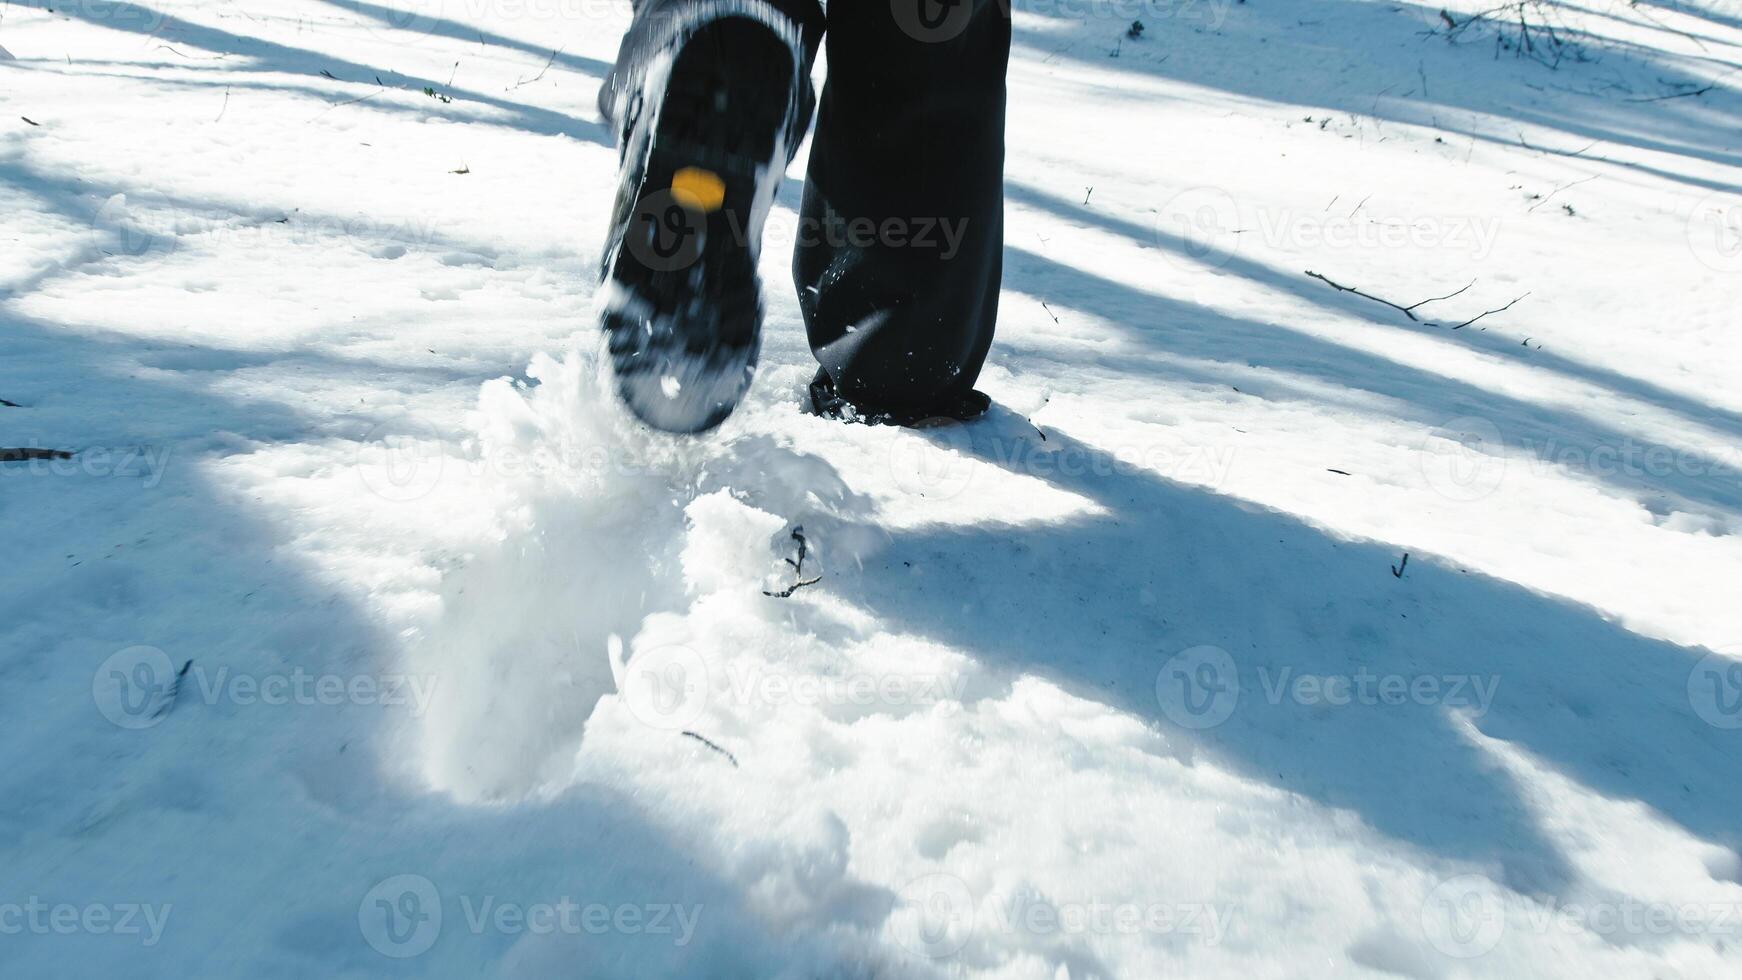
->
[[3, 0, 1741, 976]]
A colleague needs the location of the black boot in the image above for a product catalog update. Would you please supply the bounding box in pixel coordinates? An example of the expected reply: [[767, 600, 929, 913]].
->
[[597, 5, 813, 433], [808, 367, 989, 427]]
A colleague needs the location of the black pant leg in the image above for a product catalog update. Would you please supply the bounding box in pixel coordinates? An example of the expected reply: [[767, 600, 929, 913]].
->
[[795, 0, 1012, 418]]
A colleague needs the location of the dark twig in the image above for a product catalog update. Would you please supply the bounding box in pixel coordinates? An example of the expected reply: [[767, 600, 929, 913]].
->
[[1, 448, 73, 462], [154, 660, 195, 721], [1392, 552, 1410, 578], [680, 730, 739, 767], [1308, 271, 1528, 331], [1307, 271, 1434, 321], [764, 526, 822, 598], [1405, 279, 1476, 312], [509, 47, 562, 91], [1625, 82, 1714, 103], [1527, 175, 1595, 212], [0, 398, 20, 407], [1451, 293, 1530, 329]]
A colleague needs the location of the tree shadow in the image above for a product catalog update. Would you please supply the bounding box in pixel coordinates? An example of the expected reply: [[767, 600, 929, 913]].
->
[[999, 239, 1742, 522], [19, 0, 610, 145], [326, 0, 614, 77], [1008, 179, 1742, 462], [1020, 0, 1742, 196], [830, 413, 1739, 899], [0, 131, 898, 980], [1630, 0, 1742, 38]]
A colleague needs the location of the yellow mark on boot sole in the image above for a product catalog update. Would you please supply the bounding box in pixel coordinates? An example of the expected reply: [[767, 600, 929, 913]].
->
[[671, 167, 726, 213]]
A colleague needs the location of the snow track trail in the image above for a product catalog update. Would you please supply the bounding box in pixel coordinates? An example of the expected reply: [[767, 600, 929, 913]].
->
[[3, 0, 1741, 976]]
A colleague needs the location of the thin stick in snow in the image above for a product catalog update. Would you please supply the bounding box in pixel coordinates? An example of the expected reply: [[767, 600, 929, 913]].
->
[[1306, 271, 1472, 321], [1452, 293, 1531, 329], [1306, 272, 1529, 332], [764, 527, 821, 598], [1527, 175, 1596, 212], [680, 731, 739, 768], [509, 48, 562, 91]]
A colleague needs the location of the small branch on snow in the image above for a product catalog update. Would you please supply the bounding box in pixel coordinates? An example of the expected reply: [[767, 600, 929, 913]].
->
[[1624, 68, 1736, 104], [1306, 271, 1529, 332], [1452, 293, 1530, 329], [1307, 271, 1470, 322], [764, 526, 822, 598], [1392, 552, 1410, 578], [152, 660, 196, 722], [1527, 175, 1596, 212], [1, 448, 73, 462], [509, 47, 562, 91], [680, 731, 740, 768], [154, 44, 227, 61]]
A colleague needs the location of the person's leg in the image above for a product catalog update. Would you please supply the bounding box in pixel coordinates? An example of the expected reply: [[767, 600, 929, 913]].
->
[[796, 0, 1012, 423], [594, 0, 823, 433]]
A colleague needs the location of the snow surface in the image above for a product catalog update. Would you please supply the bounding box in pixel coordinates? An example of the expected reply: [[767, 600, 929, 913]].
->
[[3, 0, 1742, 976]]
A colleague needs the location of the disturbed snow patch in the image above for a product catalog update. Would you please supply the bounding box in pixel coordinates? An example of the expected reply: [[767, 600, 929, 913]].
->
[[411, 348, 870, 802]]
